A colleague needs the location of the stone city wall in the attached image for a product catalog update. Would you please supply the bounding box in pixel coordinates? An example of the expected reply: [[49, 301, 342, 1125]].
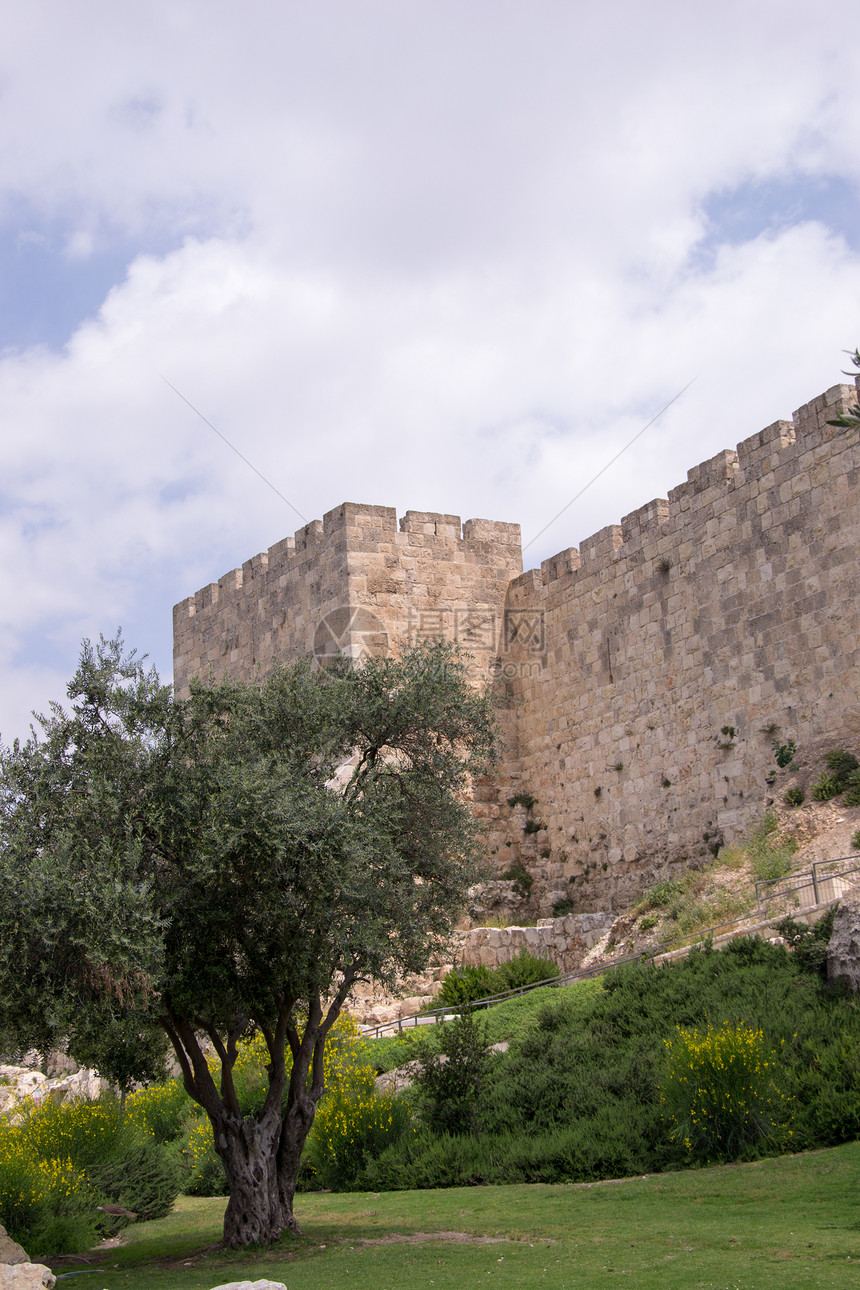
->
[[174, 502, 522, 694], [173, 381, 860, 914], [453, 912, 616, 975], [491, 382, 860, 911]]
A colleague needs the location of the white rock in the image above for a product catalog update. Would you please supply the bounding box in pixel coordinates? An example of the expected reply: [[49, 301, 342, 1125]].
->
[[0, 1226, 28, 1265], [0, 1263, 56, 1290], [209, 1281, 287, 1290]]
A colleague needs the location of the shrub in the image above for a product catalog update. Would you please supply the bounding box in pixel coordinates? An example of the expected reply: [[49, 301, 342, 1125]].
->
[[843, 771, 860, 807], [89, 1137, 179, 1220], [773, 740, 797, 768], [413, 1012, 492, 1136], [501, 862, 533, 899], [660, 1022, 791, 1163], [15, 1096, 180, 1226], [180, 1118, 227, 1196], [125, 1078, 192, 1144], [438, 950, 558, 1008], [776, 911, 835, 976], [437, 963, 497, 1008], [0, 1121, 102, 1254], [492, 950, 559, 993], [746, 813, 797, 881], [638, 879, 686, 911], [852, 830, 860, 852], [507, 793, 537, 811], [307, 1082, 411, 1190], [784, 786, 804, 807], [552, 897, 577, 917], [825, 749, 859, 781], [812, 772, 842, 801]]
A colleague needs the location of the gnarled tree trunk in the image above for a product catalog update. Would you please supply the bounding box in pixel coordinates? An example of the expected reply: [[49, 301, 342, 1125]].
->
[[214, 1108, 292, 1247]]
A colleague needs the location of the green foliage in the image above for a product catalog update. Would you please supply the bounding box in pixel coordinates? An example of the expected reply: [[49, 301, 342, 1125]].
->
[[852, 829, 860, 851], [507, 792, 537, 811], [660, 1022, 791, 1162], [0, 1125, 101, 1254], [776, 910, 835, 976], [783, 786, 804, 806], [437, 963, 496, 1008], [306, 1081, 411, 1190], [523, 819, 544, 834], [825, 749, 859, 780], [812, 771, 842, 801], [125, 1079, 192, 1144], [842, 771, 860, 807], [492, 950, 559, 993], [363, 938, 860, 1190], [14, 1095, 180, 1226], [551, 897, 577, 917], [90, 1137, 180, 1221], [638, 878, 686, 911], [501, 861, 533, 898], [180, 1119, 227, 1197], [0, 635, 496, 1245], [745, 812, 797, 881], [812, 750, 860, 802], [437, 949, 558, 1008], [773, 739, 797, 768], [413, 1012, 492, 1136]]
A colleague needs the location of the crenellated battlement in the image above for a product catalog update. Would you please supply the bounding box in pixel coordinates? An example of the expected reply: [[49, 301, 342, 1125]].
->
[[174, 379, 860, 914]]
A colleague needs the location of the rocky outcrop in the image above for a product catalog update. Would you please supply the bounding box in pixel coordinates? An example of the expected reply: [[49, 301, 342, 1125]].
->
[[0, 1265, 55, 1290], [827, 891, 860, 992], [0, 1065, 107, 1116], [0, 1227, 28, 1266]]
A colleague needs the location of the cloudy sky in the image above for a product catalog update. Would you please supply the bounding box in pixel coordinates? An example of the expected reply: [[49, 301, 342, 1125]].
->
[[1, 0, 859, 743]]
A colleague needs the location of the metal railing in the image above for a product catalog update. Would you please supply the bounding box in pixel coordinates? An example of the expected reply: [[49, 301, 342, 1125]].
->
[[755, 852, 860, 920], [361, 852, 860, 1040]]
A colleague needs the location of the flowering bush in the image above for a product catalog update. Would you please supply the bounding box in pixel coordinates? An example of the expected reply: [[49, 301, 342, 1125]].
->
[[660, 1022, 792, 1163], [8, 1093, 179, 1230], [307, 1074, 411, 1189], [125, 1078, 190, 1143], [0, 1115, 101, 1253]]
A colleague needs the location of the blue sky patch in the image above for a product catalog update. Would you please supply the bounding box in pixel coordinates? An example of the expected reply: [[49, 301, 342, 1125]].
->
[[700, 173, 860, 256]]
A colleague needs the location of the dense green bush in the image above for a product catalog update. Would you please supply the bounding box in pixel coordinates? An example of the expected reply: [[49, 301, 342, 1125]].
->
[[0, 1128, 101, 1254], [14, 1096, 180, 1228], [812, 749, 860, 802], [306, 1080, 411, 1190], [776, 910, 835, 975], [356, 938, 860, 1191], [437, 949, 558, 1008], [412, 1012, 492, 1136], [125, 1078, 192, 1144]]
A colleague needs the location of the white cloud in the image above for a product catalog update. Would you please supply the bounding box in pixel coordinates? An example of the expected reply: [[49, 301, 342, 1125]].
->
[[1, 0, 859, 742]]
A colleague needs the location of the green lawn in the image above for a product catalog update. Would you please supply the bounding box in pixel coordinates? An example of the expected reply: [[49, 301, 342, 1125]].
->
[[48, 1141, 860, 1290]]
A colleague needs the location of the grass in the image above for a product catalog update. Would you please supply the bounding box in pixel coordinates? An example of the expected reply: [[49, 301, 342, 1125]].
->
[[632, 813, 800, 942], [44, 1140, 860, 1290], [365, 976, 604, 1073]]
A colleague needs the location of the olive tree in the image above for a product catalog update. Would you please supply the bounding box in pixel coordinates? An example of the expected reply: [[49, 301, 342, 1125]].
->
[[0, 635, 496, 1246]]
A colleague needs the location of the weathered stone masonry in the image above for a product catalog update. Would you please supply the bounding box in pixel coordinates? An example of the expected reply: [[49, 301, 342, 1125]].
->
[[174, 381, 860, 912]]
